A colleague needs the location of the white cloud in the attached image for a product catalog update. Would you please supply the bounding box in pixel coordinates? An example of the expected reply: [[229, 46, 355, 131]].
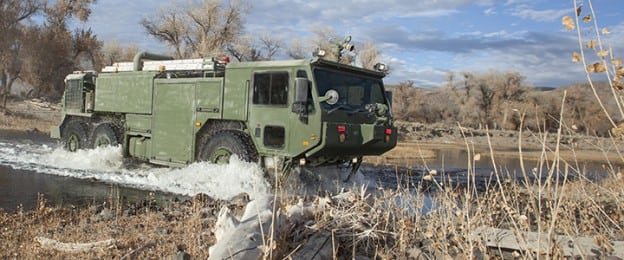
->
[[504, 0, 532, 6], [510, 5, 571, 22], [484, 7, 497, 16], [446, 31, 587, 87], [76, 0, 624, 88]]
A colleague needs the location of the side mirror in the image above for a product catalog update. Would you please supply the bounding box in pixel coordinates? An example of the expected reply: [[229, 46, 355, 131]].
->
[[385, 90, 393, 109], [292, 78, 309, 123], [294, 78, 309, 103], [319, 89, 339, 105]]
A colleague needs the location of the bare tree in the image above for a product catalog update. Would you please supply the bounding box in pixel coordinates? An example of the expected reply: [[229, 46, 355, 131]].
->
[[0, 42, 23, 112], [21, 25, 73, 99], [259, 33, 281, 60], [19, 0, 99, 101], [390, 68, 615, 136], [388, 80, 414, 120], [286, 38, 307, 59], [72, 28, 103, 71], [358, 41, 379, 70], [0, 0, 40, 112], [310, 26, 355, 64], [101, 40, 139, 66], [226, 32, 283, 62], [225, 34, 261, 61], [142, 0, 249, 59], [44, 0, 95, 27], [141, 4, 188, 58]]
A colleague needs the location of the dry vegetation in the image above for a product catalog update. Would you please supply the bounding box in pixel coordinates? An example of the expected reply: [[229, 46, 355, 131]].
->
[[297, 170, 624, 258], [388, 76, 618, 137], [0, 98, 59, 132], [0, 191, 252, 259], [2, 139, 623, 258], [2, 0, 624, 259]]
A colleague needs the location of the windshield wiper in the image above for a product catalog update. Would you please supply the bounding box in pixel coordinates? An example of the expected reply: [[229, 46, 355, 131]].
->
[[327, 104, 350, 114], [347, 107, 375, 117]]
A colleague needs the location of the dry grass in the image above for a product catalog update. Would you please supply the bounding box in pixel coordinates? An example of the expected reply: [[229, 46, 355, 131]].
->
[[3, 134, 622, 259], [272, 144, 624, 259], [0, 192, 240, 259], [0, 111, 55, 133], [0, 99, 59, 133]]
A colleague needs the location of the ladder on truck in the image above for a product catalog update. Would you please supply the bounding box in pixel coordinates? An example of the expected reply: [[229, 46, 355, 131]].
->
[[101, 58, 222, 73]]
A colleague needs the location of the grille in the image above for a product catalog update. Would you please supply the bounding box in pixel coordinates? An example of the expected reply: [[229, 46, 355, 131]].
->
[[64, 80, 84, 111]]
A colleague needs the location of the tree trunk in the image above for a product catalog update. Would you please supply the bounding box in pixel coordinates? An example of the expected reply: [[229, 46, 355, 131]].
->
[[1, 70, 7, 114], [5, 77, 16, 115], [2, 91, 7, 115], [1, 69, 18, 115]]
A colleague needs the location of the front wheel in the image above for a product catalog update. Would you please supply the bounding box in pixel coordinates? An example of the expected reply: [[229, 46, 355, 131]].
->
[[62, 120, 88, 152], [198, 130, 257, 164]]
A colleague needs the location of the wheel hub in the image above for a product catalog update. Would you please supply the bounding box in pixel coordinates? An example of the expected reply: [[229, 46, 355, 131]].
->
[[67, 134, 80, 152], [210, 148, 232, 164], [95, 136, 110, 147]]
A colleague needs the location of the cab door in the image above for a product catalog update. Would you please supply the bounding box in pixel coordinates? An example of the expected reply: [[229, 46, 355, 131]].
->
[[247, 70, 321, 160], [247, 71, 290, 157]]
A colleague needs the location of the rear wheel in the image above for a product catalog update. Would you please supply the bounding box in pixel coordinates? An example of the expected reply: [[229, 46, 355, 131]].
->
[[91, 123, 120, 148], [62, 120, 88, 152], [198, 130, 257, 164]]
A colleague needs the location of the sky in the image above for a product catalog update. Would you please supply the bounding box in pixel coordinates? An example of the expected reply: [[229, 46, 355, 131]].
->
[[77, 0, 624, 88]]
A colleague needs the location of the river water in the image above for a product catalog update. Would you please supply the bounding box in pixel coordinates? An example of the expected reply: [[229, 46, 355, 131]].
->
[[0, 133, 616, 212]]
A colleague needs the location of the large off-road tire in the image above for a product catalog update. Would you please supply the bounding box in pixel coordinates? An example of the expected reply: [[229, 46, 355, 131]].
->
[[90, 123, 120, 148], [62, 120, 88, 152], [198, 130, 258, 164]]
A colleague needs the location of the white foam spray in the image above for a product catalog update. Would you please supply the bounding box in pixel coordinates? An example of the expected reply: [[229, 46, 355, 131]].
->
[[0, 140, 270, 200]]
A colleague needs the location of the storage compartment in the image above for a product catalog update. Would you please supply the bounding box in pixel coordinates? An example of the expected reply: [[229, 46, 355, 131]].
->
[[128, 136, 151, 160]]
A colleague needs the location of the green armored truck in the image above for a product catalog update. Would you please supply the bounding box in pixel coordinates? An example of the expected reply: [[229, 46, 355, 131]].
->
[[51, 40, 397, 175]]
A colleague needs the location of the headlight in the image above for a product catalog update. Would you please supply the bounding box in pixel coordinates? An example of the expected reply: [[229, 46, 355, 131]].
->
[[374, 62, 388, 72]]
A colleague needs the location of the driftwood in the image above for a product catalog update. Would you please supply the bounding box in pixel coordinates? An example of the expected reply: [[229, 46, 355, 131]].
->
[[473, 226, 624, 258], [120, 240, 156, 260], [35, 236, 117, 253]]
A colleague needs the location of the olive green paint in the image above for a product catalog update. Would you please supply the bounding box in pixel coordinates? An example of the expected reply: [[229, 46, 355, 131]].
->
[[53, 57, 397, 168]]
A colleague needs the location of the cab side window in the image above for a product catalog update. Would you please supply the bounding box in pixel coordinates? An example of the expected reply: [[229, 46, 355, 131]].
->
[[253, 71, 289, 105]]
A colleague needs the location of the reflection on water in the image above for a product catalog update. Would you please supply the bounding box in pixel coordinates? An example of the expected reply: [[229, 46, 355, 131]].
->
[[362, 147, 618, 194], [0, 165, 181, 212], [429, 148, 615, 176], [0, 137, 269, 212]]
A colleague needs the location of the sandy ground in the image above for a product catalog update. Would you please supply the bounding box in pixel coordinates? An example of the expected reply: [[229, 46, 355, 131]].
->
[[0, 99, 60, 134], [393, 121, 624, 164]]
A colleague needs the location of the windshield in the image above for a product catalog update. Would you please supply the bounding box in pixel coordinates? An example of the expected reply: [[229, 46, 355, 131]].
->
[[313, 68, 386, 111]]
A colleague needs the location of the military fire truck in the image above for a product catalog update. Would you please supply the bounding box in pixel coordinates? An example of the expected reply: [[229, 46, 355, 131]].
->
[[51, 37, 397, 176]]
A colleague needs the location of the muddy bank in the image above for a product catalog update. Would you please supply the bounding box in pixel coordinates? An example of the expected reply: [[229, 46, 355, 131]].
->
[[0, 99, 60, 134], [395, 121, 624, 164], [0, 129, 54, 144]]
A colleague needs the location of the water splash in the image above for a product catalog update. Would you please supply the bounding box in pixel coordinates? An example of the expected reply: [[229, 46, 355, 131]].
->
[[0, 141, 270, 200]]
